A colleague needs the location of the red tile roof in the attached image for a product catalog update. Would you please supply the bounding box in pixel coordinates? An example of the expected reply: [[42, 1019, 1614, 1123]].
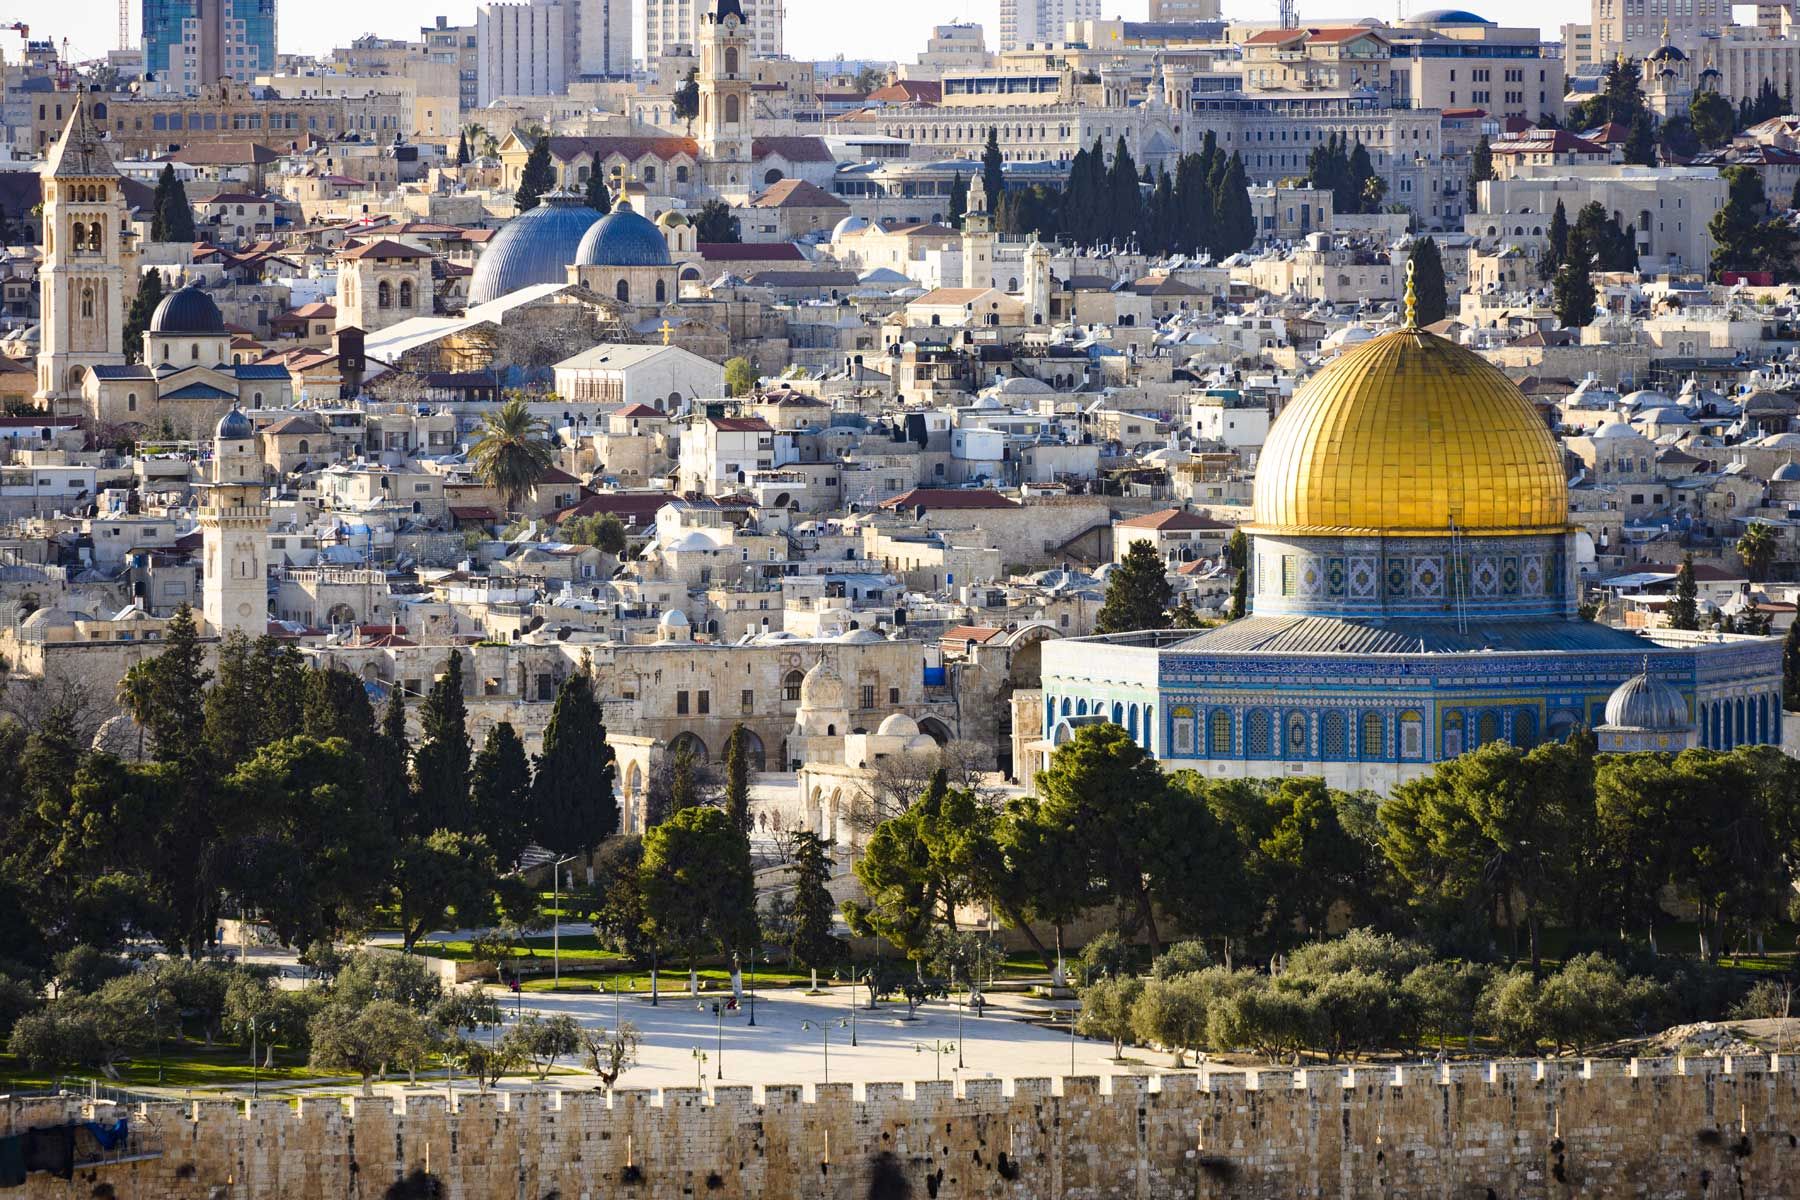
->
[[698, 242, 807, 262], [538, 135, 699, 162], [879, 487, 1020, 511], [752, 136, 836, 164], [1118, 507, 1234, 531]]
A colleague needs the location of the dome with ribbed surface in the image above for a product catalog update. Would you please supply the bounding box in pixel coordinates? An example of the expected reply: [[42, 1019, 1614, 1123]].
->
[[151, 284, 225, 335], [215, 406, 254, 440], [1250, 328, 1568, 536], [1604, 669, 1690, 730], [467, 191, 603, 306], [575, 200, 673, 268]]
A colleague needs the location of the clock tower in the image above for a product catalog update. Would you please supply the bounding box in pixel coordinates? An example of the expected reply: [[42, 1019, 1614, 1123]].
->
[[698, 0, 753, 189]]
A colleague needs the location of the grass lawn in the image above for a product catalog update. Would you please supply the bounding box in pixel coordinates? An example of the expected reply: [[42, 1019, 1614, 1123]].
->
[[520, 964, 819, 994], [414, 933, 625, 964], [0, 1037, 352, 1094]]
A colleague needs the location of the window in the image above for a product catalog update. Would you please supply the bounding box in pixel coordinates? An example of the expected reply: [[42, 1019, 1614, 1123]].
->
[[1361, 711, 1383, 758], [1400, 711, 1424, 759], [1286, 712, 1308, 757], [677, 690, 690, 714], [783, 670, 804, 702], [741, 688, 755, 713], [399, 281, 414, 308], [1210, 711, 1232, 755], [888, 687, 900, 705], [861, 684, 876, 709], [1172, 713, 1195, 756], [1247, 710, 1272, 756], [697, 690, 710, 715], [1323, 711, 1347, 758]]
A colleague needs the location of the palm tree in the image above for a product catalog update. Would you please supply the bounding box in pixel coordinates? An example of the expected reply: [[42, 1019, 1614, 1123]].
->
[[471, 394, 555, 515], [1738, 521, 1779, 583]]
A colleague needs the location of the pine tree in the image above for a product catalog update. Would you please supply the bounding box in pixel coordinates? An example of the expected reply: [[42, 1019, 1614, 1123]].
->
[[456, 130, 471, 166], [981, 128, 1006, 218], [788, 831, 839, 968], [1096, 541, 1174, 634], [412, 650, 472, 833], [530, 670, 618, 856], [1409, 236, 1448, 327], [1667, 553, 1701, 631], [122, 271, 164, 365], [1623, 112, 1658, 166], [1553, 230, 1596, 329], [470, 722, 533, 867], [723, 723, 751, 836], [514, 137, 556, 212], [585, 168, 612, 214], [1212, 152, 1255, 256]]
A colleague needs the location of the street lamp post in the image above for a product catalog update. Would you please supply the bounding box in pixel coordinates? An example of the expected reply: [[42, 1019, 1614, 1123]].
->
[[954, 974, 965, 1071], [1069, 998, 1078, 1076], [849, 970, 858, 1047], [747, 945, 757, 1027], [249, 1017, 259, 1100], [551, 854, 578, 989], [148, 997, 163, 1085], [710, 1003, 724, 1079], [800, 1019, 848, 1084]]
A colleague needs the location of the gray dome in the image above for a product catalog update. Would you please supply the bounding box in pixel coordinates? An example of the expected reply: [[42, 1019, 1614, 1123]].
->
[[575, 200, 673, 268], [216, 405, 254, 440], [468, 190, 603, 306], [1412, 7, 1492, 19], [151, 284, 225, 335], [1774, 460, 1800, 482], [1604, 669, 1690, 731]]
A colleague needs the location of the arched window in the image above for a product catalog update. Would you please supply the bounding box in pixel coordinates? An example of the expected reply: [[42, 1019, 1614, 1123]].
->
[[87, 224, 102, 252], [1478, 711, 1501, 747], [399, 281, 413, 308], [1513, 708, 1538, 749], [1323, 711, 1347, 758], [724, 47, 739, 75], [1361, 711, 1383, 759], [655, 279, 666, 302], [1209, 710, 1232, 755], [1247, 710, 1272, 757], [190, 343, 199, 361], [1400, 710, 1424, 759], [71, 221, 86, 252], [724, 95, 741, 124], [378, 281, 392, 308], [677, 165, 689, 183], [643, 166, 656, 183], [764, 168, 784, 185], [1286, 711, 1308, 757], [783, 670, 804, 702], [1443, 711, 1465, 758], [615, 279, 630, 302], [79, 287, 94, 319]]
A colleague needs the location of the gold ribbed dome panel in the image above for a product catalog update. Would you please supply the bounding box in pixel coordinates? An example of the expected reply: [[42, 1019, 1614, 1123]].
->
[[1250, 329, 1568, 536]]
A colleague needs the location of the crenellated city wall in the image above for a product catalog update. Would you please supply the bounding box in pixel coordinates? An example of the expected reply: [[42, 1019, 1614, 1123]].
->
[[9, 1055, 1800, 1198]]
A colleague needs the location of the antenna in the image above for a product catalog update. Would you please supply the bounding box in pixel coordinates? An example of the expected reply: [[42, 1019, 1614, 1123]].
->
[[1279, 0, 1299, 28]]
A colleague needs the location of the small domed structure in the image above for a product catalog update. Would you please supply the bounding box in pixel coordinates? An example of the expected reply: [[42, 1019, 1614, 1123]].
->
[[1773, 459, 1800, 482], [657, 607, 691, 642], [799, 655, 847, 712], [215, 405, 254, 440], [876, 712, 920, 738], [576, 199, 673, 268], [151, 284, 225, 335], [1597, 664, 1695, 752]]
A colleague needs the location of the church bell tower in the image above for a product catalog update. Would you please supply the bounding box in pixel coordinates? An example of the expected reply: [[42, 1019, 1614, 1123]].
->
[[698, 0, 753, 189]]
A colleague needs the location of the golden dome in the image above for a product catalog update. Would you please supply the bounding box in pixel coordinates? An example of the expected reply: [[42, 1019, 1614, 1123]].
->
[[1250, 328, 1568, 537]]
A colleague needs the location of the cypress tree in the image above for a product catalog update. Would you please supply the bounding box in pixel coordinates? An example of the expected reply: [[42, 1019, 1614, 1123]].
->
[[514, 137, 555, 211], [412, 650, 472, 834], [530, 670, 618, 856], [1540, 199, 1570, 282], [1347, 140, 1377, 214], [456, 130, 471, 166], [1106, 136, 1142, 247], [1212, 152, 1255, 256], [585, 168, 612, 214], [122, 271, 165, 365], [1409, 236, 1448, 327], [947, 174, 968, 228], [981, 127, 1006, 216], [471, 722, 533, 866], [1148, 168, 1174, 255], [1226, 528, 1248, 620], [724, 723, 751, 836], [1553, 230, 1596, 329], [1469, 135, 1494, 211], [154, 165, 195, 243], [1782, 618, 1800, 710]]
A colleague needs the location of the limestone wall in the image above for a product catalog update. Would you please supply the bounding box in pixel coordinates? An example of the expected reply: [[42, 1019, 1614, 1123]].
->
[[11, 1056, 1800, 1199]]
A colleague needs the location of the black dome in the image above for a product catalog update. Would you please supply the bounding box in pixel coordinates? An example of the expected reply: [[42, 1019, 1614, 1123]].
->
[[150, 284, 225, 335]]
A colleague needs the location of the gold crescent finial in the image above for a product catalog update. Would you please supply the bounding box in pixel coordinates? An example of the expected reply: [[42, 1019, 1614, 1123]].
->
[[1404, 257, 1417, 327]]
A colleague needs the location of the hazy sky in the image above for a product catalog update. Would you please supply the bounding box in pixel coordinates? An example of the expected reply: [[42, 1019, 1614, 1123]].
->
[[12, 0, 1582, 67]]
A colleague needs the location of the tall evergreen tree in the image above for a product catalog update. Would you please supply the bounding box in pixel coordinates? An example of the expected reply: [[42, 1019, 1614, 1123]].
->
[[1226, 528, 1249, 620], [530, 670, 618, 856], [1147, 168, 1175, 255], [1096, 541, 1174, 634], [456, 130, 471, 166], [947, 173, 968, 229], [981, 127, 1006, 217], [1666, 554, 1701, 631], [470, 722, 533, 867], [788, 831, 839, 968], [1106, 136, 1142, 247], [1408, 236, 1448, 327], [1623, 112, 1658, 166], [1347, 140, 1379, 214], [1212, 152, 1255, 256], [118, 603, 211, 772], [723, 723, 751, 836], [585, 168, 612, 214], [373, 689, 412, 835], [412, 651, 472, 833], [1782, 618, 1800, 711], [1468, 135, 1494, 212], [514, 138, 555, 212], [122, 271, 164, 365], [1539, 199, 1570, 282], [1553, 230, 1596, 329], [153, 165, 195, 243]]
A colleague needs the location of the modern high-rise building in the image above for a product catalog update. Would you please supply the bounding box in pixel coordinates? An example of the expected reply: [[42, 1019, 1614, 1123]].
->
[[476, 0, 632, 105], [998, 0, 1103, 51], [1591, 0, 1727, 62], [142, 0, 276, 90], [643, 0, 782, 71]]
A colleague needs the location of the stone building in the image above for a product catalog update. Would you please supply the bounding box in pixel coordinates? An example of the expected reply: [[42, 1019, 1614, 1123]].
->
[[336, 239, 436, 333]]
